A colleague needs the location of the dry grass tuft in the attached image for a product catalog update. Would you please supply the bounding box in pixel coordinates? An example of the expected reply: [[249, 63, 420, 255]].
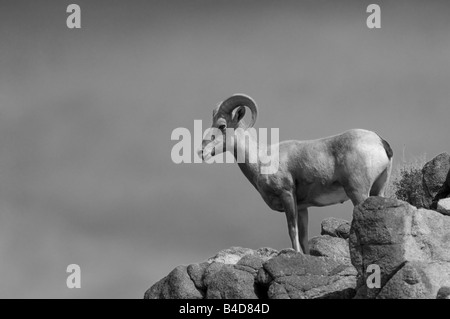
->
[[384, 151, 427, 201]]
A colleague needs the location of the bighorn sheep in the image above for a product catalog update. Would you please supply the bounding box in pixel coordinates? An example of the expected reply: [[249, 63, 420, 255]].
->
[[198, 94, 393, 254]]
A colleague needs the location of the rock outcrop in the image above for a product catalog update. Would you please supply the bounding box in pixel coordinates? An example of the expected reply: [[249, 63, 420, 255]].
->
[[146, 196, 450, 299], [404, 153, 450, 210], [309, 235, 350, 262], [423, 153, 450, 207], [350, 197, 450, 299], [320, 217, 351, 239], [145, 244, 357, 299], [145, 157, 450, 300], [261, 250, 356, 299], [433, 168, 450, 210]]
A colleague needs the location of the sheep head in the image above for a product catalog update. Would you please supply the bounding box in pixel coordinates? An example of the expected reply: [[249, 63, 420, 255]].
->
[[198, 94, 258, 161]]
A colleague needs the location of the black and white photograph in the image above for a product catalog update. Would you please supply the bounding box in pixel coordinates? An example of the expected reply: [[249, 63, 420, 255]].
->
[[1, 0, 450, 304]]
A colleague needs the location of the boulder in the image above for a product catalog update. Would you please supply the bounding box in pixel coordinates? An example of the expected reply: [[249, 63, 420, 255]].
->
[[204, 264, 258, 299], [146, 195, 450, 299], [350, 197, 450, 299], [187, 262, 209, 291], [397, 153, 450, 210], [144, 265, 203, 299], [145, 246, 357, 299], [432, 170, 450, 208], [376, 261, 450, 299], [309, 235, 350, 262], [422, 153, 450, 208], [321, 217, 351, 239], [437, 287, 450, 299], [263, 250, 356, 299]]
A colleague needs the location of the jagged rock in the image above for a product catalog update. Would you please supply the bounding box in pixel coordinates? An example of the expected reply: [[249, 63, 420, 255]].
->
[[398, 153, 450, 209], [309, 235, 350, 262], [145, 246, 357, 299], [437, 198, 450, 216], [350, 196, 450, 299], [432, 170, 450, 208], [321, 217, 351, 239], [423, 153, 450, 208]]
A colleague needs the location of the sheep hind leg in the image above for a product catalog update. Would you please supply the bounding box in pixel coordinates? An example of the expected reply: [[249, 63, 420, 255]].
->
[[370, 164, 393, 197], [281, 192, 301, 253], [297, 208, 309, 254], [343, 178, 371, 207]]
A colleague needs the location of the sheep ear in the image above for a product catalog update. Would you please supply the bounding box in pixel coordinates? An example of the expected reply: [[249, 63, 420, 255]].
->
[[234, 106, 246, 122]]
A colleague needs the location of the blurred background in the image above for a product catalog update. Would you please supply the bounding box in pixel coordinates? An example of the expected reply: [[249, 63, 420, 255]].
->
[[0, 0, 449, 298]]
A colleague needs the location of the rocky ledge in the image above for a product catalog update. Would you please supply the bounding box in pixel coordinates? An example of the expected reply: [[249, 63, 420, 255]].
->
[[145, 245, 356, 299], [145, 153, 450, 299], [145, 216, 355, 299], [145, 197, 450, 299], [351, 197, 450, 299]]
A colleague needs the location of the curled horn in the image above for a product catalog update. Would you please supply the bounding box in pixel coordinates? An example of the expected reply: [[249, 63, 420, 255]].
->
[[218, 94, 258, 128]]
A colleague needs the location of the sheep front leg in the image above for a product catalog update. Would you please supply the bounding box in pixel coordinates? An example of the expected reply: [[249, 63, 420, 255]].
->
[[298, 208, 309, 254], [281, 193, 301, 253]]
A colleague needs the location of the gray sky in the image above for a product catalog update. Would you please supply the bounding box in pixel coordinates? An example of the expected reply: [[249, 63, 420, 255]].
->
[[0, 0, 449, 298]]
